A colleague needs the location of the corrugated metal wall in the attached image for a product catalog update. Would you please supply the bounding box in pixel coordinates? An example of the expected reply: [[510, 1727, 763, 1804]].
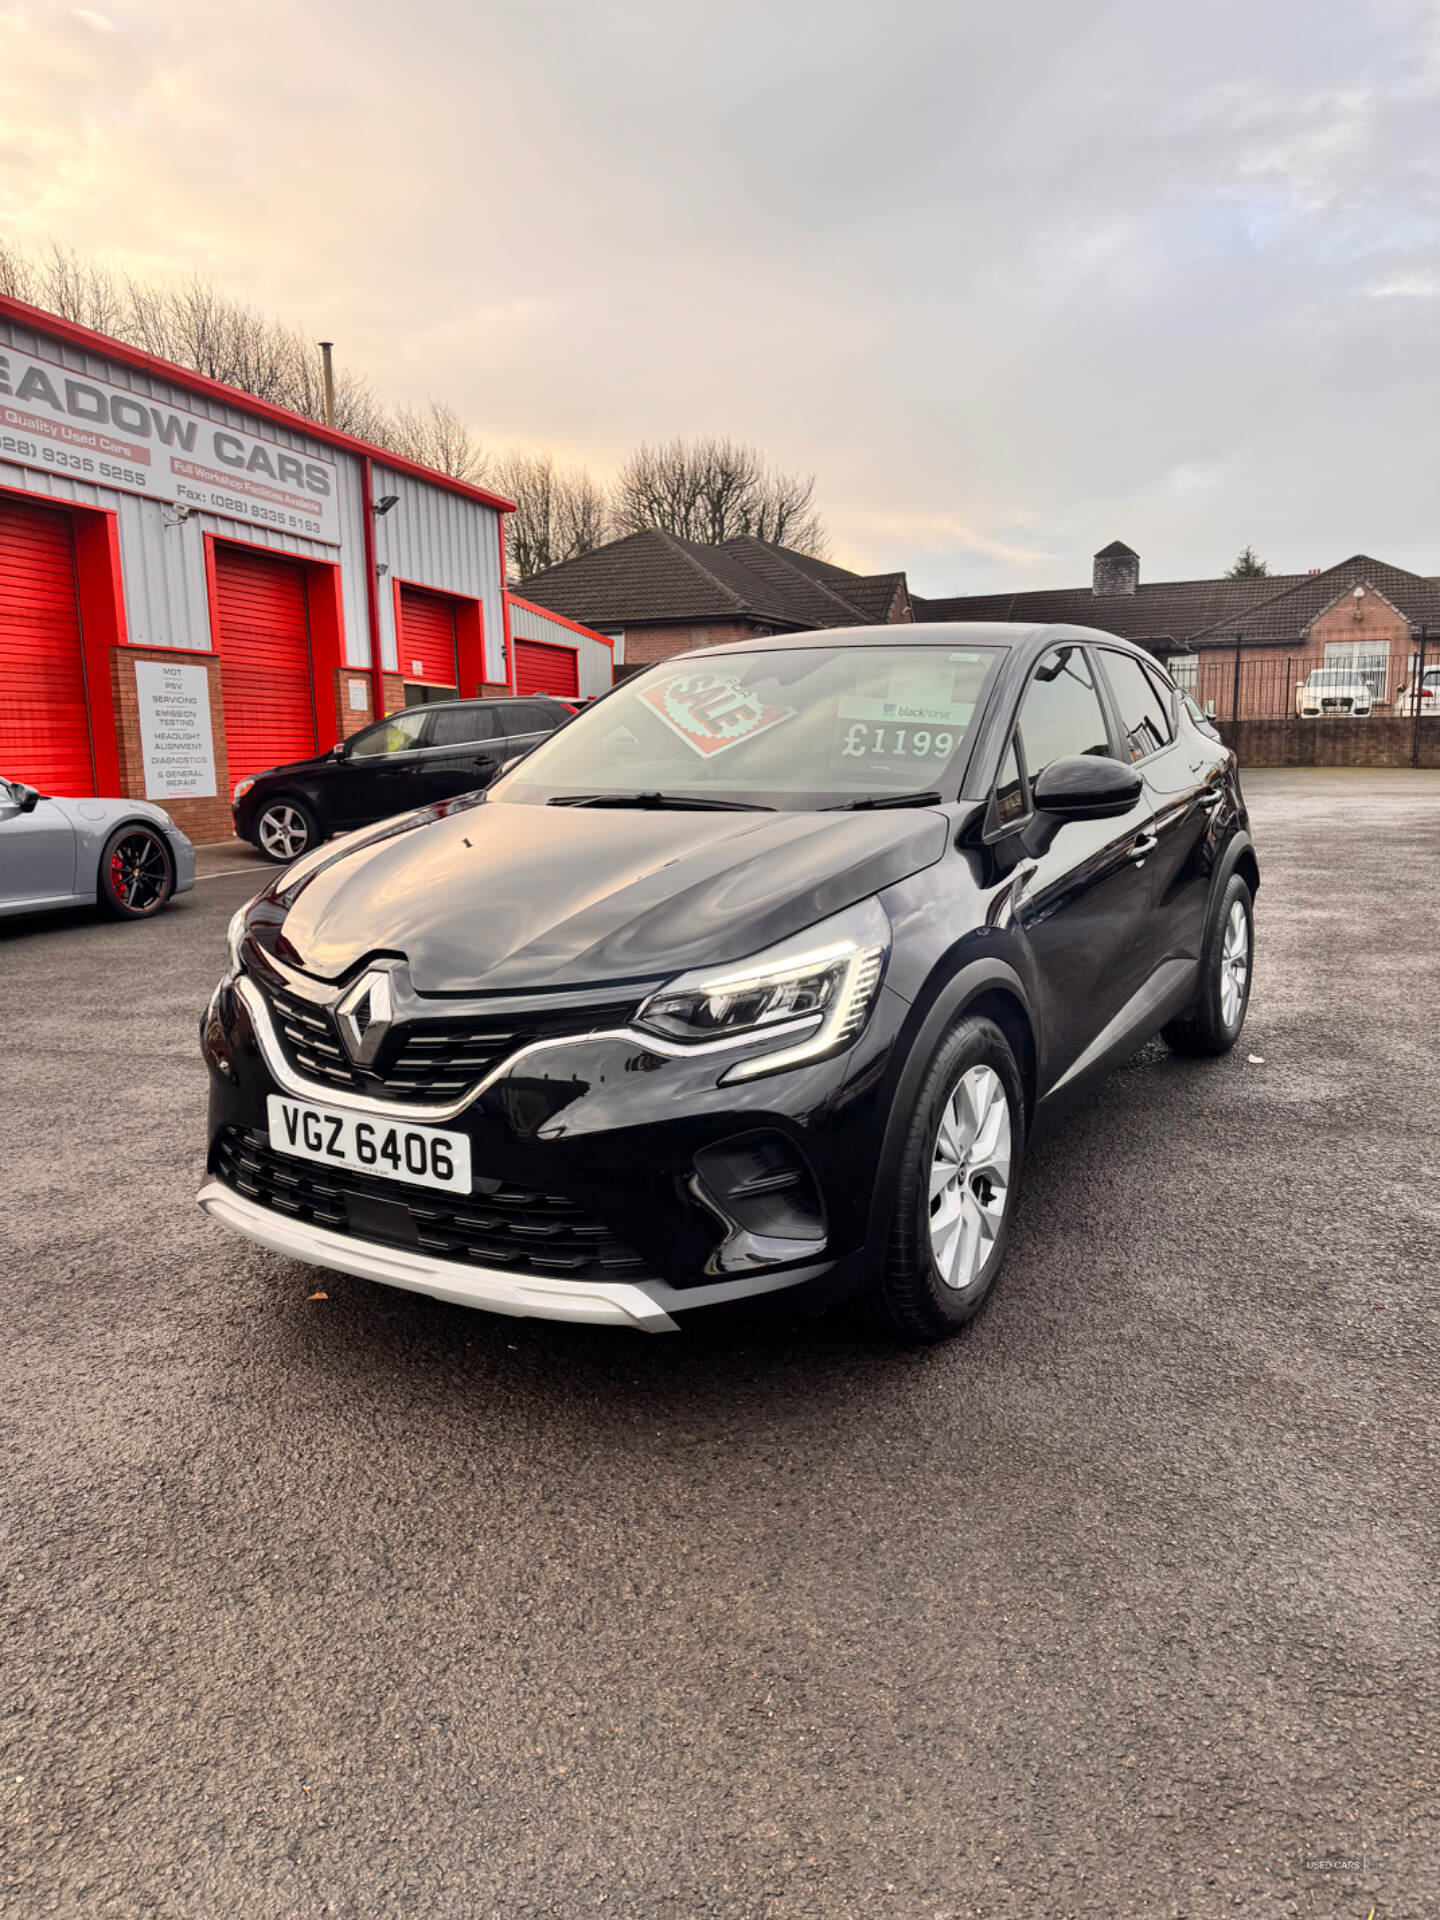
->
[[0, 317, 501, 677], [507, 596, 614, 697], [371, 465, 505, 682]]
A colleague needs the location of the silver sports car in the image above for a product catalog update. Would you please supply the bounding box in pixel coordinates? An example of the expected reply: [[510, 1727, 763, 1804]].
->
[[0, 775, 196, 921]]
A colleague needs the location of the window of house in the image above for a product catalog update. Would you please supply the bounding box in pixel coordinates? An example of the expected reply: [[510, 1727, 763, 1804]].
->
[[1102, 651, 1174, 762], [1016, 646, 1112, 779], [1166, 654, 1198, 692], [1323, 639, 1389, 701]]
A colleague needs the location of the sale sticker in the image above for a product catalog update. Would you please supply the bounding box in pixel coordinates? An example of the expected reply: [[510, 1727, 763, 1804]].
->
[[638, 672, 796, 758]]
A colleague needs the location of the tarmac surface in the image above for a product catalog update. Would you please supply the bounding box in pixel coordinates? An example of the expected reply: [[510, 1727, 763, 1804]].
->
[[2, 767, 1437, 1919]]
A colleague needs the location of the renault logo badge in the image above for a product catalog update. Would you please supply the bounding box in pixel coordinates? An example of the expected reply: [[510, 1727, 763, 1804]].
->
[[336, 969, 394, 1066]]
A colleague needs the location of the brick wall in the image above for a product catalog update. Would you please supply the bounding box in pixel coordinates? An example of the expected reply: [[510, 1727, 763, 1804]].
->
[[1221, 716, 1418, 768], [1308, 588, 1410, 660], [332, 669, 376, 740], [480, 681, 511, 698], [381, 672, 406, 715], [620, 621, 765, 667], [109, 647, 234, 843]]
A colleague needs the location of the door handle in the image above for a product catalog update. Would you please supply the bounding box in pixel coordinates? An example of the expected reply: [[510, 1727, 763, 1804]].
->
[[1130, 831, 1158, 866]]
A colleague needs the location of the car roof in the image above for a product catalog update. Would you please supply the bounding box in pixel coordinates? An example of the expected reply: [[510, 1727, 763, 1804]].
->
[[678, 619, 1159, 665], [411, 693, 572, 714]]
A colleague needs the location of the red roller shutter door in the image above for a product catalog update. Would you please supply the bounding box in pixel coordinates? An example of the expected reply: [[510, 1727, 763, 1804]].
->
[[215, 546, 317, 787], [0, 497, 94, 795], [514, 638, 579, 699], [398, 587, 458, 688]]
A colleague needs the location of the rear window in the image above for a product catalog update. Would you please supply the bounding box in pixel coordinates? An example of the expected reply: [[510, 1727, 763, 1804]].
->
[[500, 701, 565, 736], [427, 706, 499, 746]]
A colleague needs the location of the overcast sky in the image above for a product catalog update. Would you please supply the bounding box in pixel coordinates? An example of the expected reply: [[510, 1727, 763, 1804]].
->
[[3, 0, 1439, 593]]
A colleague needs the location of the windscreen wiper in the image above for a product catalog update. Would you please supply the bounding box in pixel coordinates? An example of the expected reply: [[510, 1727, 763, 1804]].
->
[[546, 791, 775, 811], [826, 790, 944, 811]]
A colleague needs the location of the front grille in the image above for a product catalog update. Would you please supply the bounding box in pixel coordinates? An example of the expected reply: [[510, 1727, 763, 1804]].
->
[[262, 979, 640, 1106], [214, 1125, 654, 1280]]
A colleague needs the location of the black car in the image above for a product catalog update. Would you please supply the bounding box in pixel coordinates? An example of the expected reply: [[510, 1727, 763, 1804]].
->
[[200, 624, 1258, 1340], [232, 695, 577, 862]]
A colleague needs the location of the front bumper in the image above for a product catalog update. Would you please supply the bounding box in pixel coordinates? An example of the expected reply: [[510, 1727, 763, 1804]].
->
[[198, 968, 902, 1331], [196, 1179, 850, 1332]]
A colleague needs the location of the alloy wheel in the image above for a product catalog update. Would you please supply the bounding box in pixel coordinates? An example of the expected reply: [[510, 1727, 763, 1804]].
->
[[928, 1063, 1012, 1292], [108, 830, 170, 914], [258, 806, 310, 861], [1220, 899, 1250, 1028]]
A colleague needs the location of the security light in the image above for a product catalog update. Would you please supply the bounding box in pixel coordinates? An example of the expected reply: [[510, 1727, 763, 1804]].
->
[[375, 494, 400, 516]]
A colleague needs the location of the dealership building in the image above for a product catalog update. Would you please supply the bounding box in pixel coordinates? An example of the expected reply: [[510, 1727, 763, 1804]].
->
[[0, 292, 611, 841]]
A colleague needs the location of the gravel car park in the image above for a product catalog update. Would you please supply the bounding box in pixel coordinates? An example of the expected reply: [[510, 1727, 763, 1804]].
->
[[2, 766, 1437, 1918]]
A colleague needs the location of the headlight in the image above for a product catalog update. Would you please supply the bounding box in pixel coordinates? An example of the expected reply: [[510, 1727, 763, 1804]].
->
[[233, 777, 255, 804], [635, 900, 889, 1083], [226, 904, 249, 978]]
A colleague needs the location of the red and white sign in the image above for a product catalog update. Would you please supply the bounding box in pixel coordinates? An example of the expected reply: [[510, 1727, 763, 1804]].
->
[[639, 670, 795, 758], [0, 342, 341, 544]]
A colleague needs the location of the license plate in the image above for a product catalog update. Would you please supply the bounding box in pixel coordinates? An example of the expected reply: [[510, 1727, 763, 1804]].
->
[[266, 1095, 471, 1193]]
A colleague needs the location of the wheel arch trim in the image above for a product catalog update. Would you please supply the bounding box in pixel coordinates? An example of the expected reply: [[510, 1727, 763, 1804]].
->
[[863, 955, 1036, 1280]]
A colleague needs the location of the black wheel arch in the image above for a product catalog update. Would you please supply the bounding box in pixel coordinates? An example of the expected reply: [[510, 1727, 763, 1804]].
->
[[865, 955, 1038, 1282], [1209, 829, 1259, 933]]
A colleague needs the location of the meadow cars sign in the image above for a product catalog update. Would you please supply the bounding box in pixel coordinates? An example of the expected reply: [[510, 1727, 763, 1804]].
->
[[0, 344, 341, 545]]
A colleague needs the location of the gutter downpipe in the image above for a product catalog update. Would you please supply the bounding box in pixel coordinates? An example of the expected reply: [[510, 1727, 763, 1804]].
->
[[500, 515, 516, 693], [360, 456, 389, 720]]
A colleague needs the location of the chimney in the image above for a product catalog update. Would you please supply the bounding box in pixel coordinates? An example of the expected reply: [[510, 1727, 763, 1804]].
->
[[1093, 540, 1139, 597]]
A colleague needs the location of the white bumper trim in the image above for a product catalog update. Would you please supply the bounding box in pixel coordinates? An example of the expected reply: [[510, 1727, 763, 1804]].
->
[[196, 1179, 678, 1331]]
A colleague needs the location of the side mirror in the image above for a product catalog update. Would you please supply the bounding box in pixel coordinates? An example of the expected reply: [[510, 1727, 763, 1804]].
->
[[1033, 755, 1143, 821], [15, 783, 41, 814]]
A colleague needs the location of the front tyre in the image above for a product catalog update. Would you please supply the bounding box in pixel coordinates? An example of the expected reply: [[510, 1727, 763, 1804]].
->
[[1162, 873, 1253, 1057], [255, 798, 319, 864], [865, 1016, 1025, 1343], [98, 825, 174, 919]]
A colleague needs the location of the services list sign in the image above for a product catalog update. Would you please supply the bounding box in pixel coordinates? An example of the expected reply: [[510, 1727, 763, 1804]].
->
[[0, 343, 341, 545], [135, 660, 217, 800]]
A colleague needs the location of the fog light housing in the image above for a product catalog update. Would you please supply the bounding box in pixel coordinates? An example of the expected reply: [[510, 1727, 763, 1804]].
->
[[690, 1131, 826, 1274]]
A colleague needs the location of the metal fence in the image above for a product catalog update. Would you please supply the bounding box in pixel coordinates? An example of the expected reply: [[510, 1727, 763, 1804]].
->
[[1171, 631, 1439, 769]]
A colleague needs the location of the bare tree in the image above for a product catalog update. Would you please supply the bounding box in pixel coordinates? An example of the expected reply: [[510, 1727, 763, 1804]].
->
[[0, 235, 478, 464], [496, 450, 609, 579], [610, 437, 827, 555], [388, 400, 491, 483]]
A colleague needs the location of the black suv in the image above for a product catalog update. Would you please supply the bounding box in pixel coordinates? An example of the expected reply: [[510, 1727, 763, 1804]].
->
[[232, 695, 576, 862], [202, 624, 1258, 1340]]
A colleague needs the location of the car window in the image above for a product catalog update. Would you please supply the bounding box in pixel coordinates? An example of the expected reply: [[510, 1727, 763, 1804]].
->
[[1016, 646, 1112, 780], [993, 738, 1028, 829], [348, 709, 430, 759], [499, 701, 560, 737], [1102, 651, 1174, 762], [1143, 661, 1178, 714], [426, 705, 499, 747], [494, 644, 1004, 808]]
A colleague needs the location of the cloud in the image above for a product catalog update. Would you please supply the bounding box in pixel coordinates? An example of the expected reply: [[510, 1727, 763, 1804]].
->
[[3, 0, 1440, 593]]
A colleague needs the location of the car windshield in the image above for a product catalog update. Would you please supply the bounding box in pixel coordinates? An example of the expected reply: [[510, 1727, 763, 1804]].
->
[[1309, 670, 1362, 687], [492, 644, 1004, 809]]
